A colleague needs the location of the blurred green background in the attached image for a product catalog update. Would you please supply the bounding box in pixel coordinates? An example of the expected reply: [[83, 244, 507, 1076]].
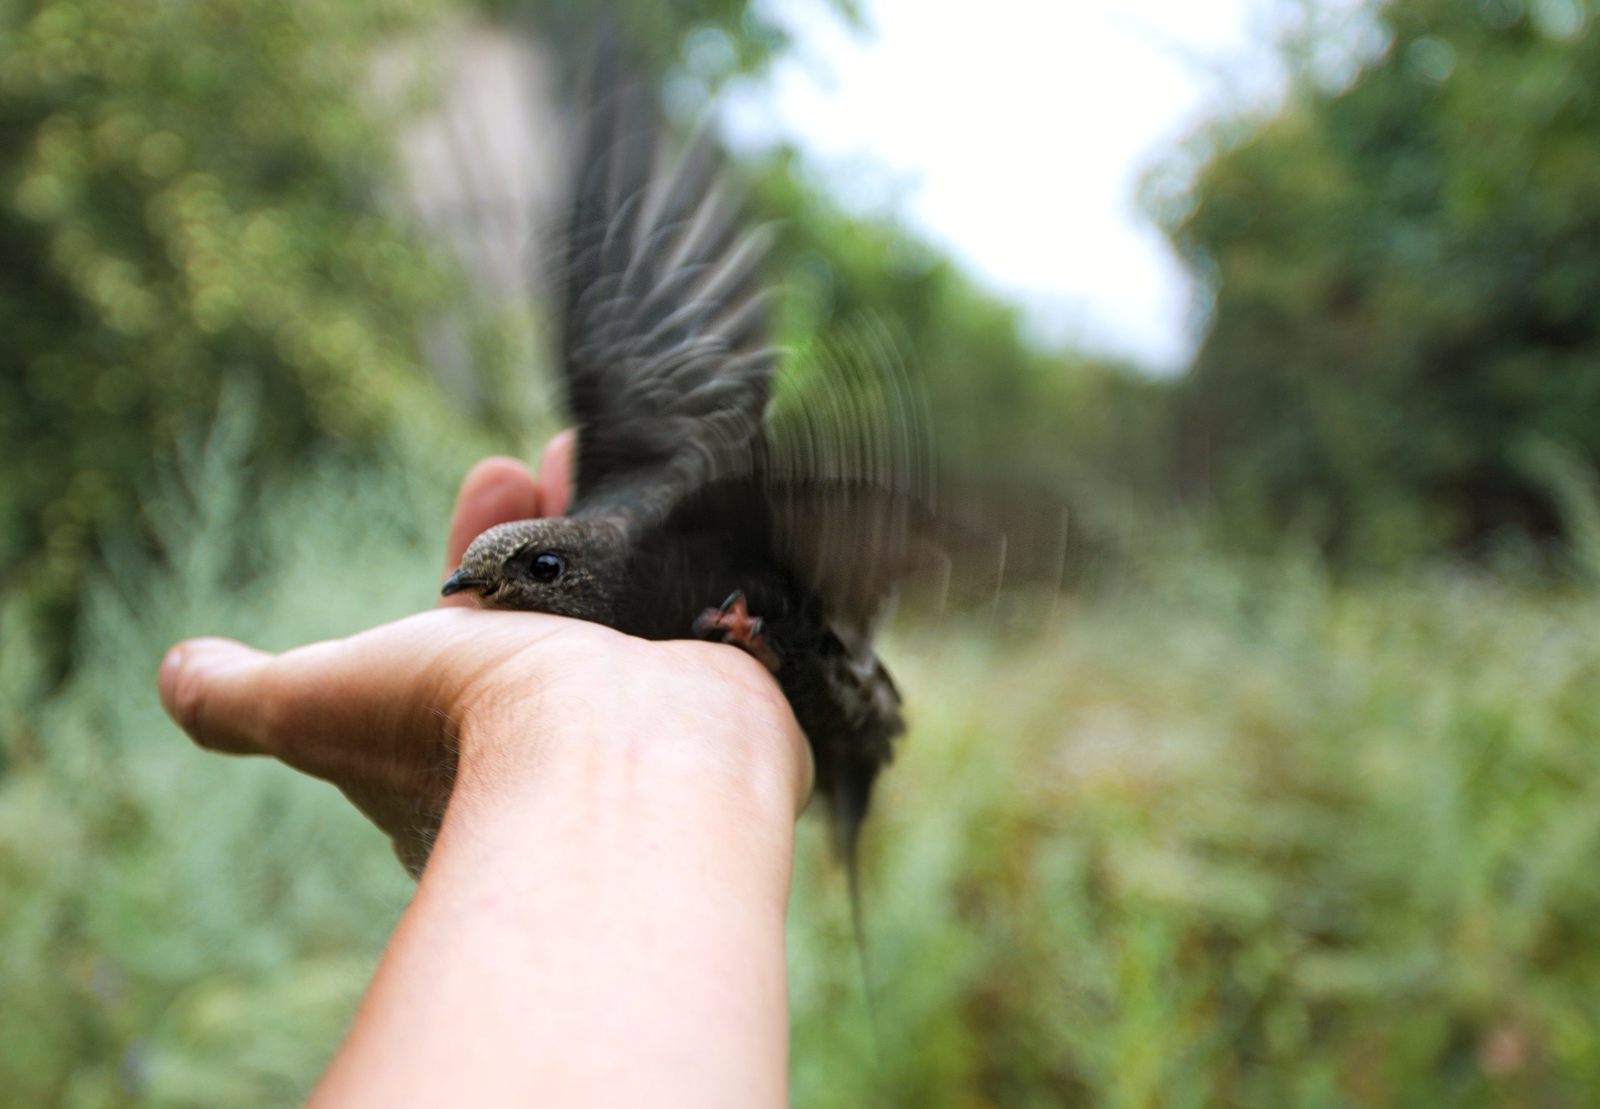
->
[[6, 0, 1600, 1103]]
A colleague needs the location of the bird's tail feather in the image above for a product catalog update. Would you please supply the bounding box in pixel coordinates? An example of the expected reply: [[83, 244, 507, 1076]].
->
[[830, 767, 883, 1053]]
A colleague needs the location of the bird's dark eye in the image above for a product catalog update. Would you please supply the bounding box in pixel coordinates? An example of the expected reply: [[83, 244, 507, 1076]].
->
[[529, 552, 565, 583]]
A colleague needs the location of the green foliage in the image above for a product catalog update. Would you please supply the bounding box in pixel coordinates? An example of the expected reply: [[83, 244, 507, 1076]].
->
[[1167, 0, 1600, 565], [9, 444, 1600, 1103], [804, 546, 1600, 1104], [0, 424, 431, 1105], [0, 0, 500, 655], [487, 0, 860, 82]]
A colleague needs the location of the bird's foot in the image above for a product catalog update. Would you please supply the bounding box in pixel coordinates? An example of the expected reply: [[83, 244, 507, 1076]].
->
[[693, 591, 781, 673]]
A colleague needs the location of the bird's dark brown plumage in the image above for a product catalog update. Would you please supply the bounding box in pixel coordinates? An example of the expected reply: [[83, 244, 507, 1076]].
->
[[444, 36, 1048, 896]]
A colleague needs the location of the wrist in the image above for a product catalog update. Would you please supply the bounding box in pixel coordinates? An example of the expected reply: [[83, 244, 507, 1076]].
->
[[449, 637, 810, 829], [433, 642, 806, 912]]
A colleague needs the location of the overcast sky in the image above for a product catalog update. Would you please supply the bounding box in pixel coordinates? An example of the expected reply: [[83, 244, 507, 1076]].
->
[[721, 0, 1293, 371]]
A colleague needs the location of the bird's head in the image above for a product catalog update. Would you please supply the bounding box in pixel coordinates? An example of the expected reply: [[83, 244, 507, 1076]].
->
[[442, 517, 630, 622]]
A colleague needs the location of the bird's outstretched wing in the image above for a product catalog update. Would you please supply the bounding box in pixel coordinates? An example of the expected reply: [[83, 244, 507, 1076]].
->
[[764, 318, 939, 633], [765, 317, 1072, 638], [559, 40, 776, 532]]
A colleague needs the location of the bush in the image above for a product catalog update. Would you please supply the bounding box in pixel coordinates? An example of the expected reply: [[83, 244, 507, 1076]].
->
[[1165, 0, 1600, 566]]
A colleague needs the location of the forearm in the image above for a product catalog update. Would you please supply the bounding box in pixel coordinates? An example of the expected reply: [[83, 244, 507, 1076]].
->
[[309, 688, 801, 1108]]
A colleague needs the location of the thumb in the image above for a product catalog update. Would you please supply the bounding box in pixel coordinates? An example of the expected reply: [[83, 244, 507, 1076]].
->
[[159, 637, 286, 756], [156, 611, 501, 782]]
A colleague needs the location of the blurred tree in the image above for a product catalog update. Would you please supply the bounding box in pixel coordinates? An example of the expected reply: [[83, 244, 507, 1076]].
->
[[1166, 0, 1600, 565], [489, 0, 861, 82], [0, 0, 470, 654]]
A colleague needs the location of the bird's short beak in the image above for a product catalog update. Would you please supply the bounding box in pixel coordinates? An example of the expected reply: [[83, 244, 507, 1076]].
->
[[441, 569, 490, 597]]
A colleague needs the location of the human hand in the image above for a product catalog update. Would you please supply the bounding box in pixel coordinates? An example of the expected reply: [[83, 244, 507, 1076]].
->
[[157, 432, 811, 876]]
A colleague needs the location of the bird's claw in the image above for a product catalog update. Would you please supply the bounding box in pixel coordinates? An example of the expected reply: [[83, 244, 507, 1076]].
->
[[693, 591, 781, 672]]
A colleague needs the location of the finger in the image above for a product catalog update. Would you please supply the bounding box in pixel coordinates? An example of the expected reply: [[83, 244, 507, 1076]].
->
[[156, 609, 569, 805], [536, 429, 577, 518], [441, 457, 541, 608], [158, 637, 285, 756], [157, 629, 449, 777]]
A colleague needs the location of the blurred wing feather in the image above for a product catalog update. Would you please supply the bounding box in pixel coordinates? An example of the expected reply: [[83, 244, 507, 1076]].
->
[[560, 44, 776, 531], [765, 318, 938, 631], [767, 317, 1070, 630]]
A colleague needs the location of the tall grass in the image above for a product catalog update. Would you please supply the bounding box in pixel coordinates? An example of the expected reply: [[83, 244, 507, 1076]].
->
[[6, 437, 1600, 1105], [801, 553, 1600, 1106], [0, 415, 448, 1105]]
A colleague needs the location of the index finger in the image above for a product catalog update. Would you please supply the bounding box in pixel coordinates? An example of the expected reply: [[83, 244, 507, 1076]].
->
[[440, 457, 541, 607], [536, 429, 576, 518]]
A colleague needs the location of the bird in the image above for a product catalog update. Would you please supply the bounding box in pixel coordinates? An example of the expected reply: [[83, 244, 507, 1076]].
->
[[441, 35, 1054, 911]]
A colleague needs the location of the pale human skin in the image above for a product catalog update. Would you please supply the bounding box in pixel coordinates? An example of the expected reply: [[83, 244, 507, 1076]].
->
[[157, 432, 812, 1108]]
